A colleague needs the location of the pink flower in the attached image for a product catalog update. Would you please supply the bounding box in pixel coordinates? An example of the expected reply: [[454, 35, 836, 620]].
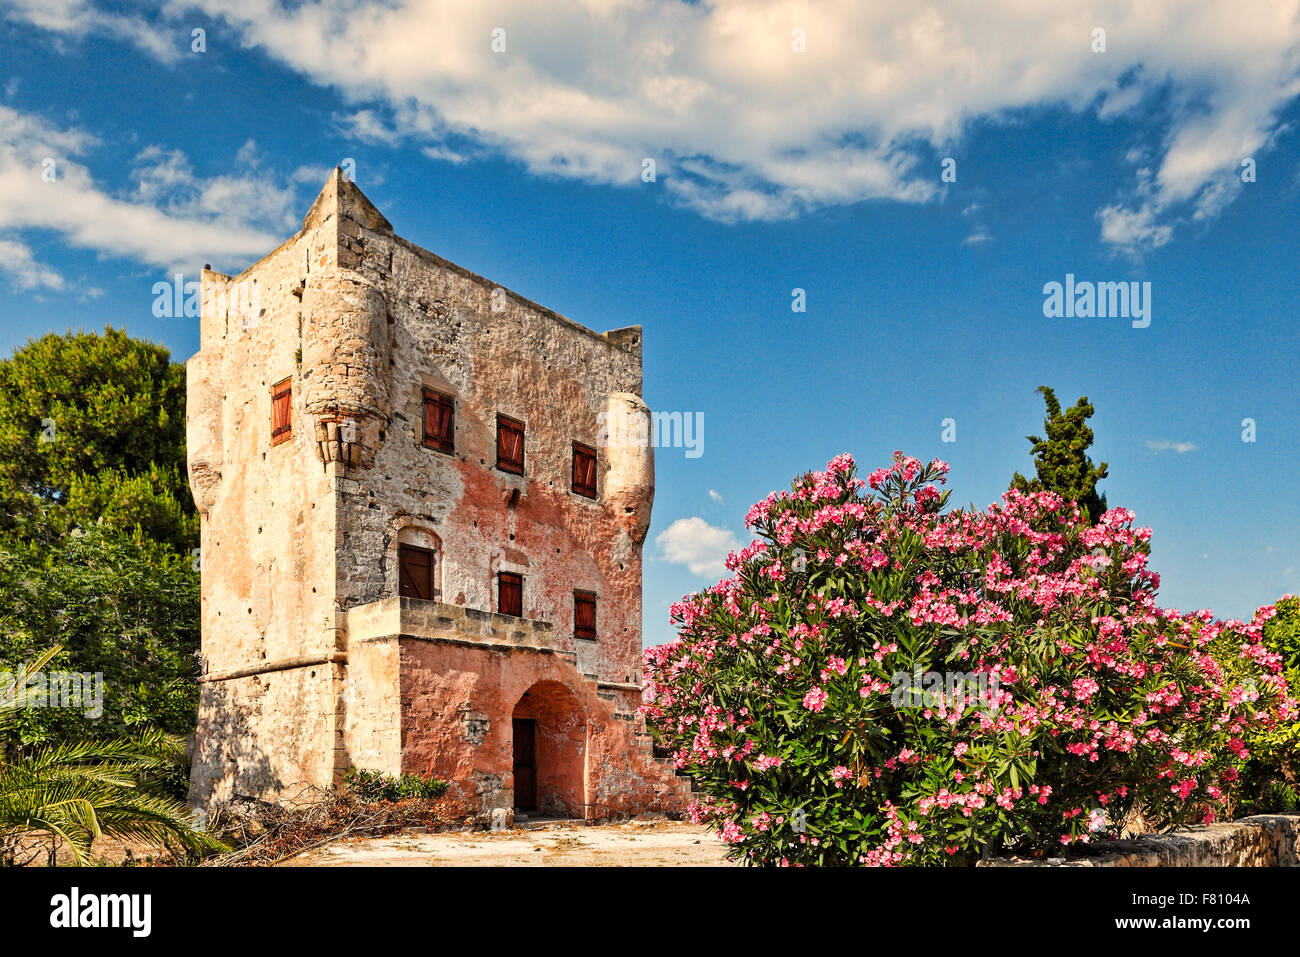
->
[[802, 687, 829, 712], [1072, 677, 1100, 702], [717, 820, 745, 844]]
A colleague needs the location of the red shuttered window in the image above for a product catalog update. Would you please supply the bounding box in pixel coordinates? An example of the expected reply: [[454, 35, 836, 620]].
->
[[398, 545, 435, 601], [271, 379, 292, 446], [574, 591, 597, 641], [496, 415, 525, 474], [422, 389, 455, 453], [499, 572, 523, 617], [572, 442, 597, 499]]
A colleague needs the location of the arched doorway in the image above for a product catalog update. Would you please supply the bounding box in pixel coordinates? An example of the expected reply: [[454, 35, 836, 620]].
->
[[512, 681, 586, 818]]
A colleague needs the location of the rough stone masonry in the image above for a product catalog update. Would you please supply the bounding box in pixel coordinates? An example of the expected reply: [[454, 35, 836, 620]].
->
[[186, 169, 691, 822]]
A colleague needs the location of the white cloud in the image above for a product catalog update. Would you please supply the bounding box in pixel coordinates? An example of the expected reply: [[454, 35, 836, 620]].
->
[[421, 145, 471, 165], [1097, 201, 1174, 253], [0, 238, 65, 290], [7, 1, 1300, 249], [336, 109, 400, 144], [1147, 440, 1199, 454], [0, 104, 306, 289], [707, 489, 723, 504], [656, 517, 740, 578], [2, 0, 178, 61]]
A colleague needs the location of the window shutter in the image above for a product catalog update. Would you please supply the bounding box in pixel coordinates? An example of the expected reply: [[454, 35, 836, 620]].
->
[[398, 545, 435, 600], [499, 572, 523, 617], [423, 390, 454, 453], [572, 443, 597, 498], [497, 416, 525, 474], [437, 404, 453, 446], [575, 591, 597, 640], [271, 380, 292, 445]]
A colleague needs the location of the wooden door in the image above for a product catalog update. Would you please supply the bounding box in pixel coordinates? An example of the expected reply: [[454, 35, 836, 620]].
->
[[398, 545, 434, 600], [513, 718, 536, 811]]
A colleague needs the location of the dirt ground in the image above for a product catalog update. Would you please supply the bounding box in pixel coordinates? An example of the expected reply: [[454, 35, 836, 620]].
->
[[283, 818, 733, 867], [7, 834, 179, 867]]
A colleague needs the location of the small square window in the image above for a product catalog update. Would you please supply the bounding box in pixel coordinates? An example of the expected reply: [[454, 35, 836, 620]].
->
[[271, 379, 292, 446], [423, 389, 455, 453], [499, 571, 523, 617], [574, 590, 597, 641], [572, 442, 597, 499], [496, 415, 525, 474]]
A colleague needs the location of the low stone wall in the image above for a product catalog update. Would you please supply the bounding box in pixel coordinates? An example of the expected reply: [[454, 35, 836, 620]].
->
[[979, 814, 1300, 867], [346, 597, 563, 656]]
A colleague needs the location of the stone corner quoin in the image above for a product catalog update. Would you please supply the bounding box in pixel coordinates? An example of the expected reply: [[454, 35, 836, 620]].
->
[[185, 167, 690, 823]]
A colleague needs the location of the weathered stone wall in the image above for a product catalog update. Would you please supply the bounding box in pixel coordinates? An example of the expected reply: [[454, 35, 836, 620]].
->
[[325, 193, 652, 688], [979, 814, 1300, 867], [345, 599, 689, 821], [190, 663, 344, 807], [188, 196, 347, 807], [395, 631, 688, 821], [189, 169, 680, 819]]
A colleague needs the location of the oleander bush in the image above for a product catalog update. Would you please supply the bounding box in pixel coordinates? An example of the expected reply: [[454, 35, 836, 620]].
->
[[643, 453, 1296, 866]]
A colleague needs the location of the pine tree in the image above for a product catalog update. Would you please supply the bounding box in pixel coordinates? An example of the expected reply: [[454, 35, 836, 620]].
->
[[0, 326, 194, 553], [1010, 385, 1109, 524]]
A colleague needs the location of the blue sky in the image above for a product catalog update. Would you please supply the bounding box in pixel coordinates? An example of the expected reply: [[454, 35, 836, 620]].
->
[[1, 2, 1298, 647]]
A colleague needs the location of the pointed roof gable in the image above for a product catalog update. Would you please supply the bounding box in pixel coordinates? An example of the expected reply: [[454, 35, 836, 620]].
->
[[302, 166, 393, 233]]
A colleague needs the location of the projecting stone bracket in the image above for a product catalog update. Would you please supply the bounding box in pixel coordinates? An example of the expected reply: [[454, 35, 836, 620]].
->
[[311, 409, 387, 468], [189, 460, 223, 515], [495, 470, 527, 508]]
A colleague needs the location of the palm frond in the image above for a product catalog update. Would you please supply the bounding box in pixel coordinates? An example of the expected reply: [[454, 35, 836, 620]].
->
[[0, 645, 226, 865]]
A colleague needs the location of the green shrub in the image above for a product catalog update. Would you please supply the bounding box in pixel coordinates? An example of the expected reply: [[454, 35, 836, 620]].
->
[[1236, 596, 1300, 815], [0, 509, 199, 746], [344, 768, 449, 802]]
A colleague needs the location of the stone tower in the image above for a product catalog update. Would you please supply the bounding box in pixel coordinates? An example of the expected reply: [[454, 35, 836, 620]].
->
[[186, 170, 689, 820]]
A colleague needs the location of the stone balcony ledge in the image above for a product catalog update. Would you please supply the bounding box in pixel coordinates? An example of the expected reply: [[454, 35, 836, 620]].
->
[[345, 596, 566, 657]]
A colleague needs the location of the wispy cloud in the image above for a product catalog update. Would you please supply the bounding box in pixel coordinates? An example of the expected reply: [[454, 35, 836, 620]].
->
[[0, 104, 317, 288], [7, 0, 1296, 247], [2, 0, 179, 62], [0, 238, 64, 290], [1147, 439, 1199, 454]]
